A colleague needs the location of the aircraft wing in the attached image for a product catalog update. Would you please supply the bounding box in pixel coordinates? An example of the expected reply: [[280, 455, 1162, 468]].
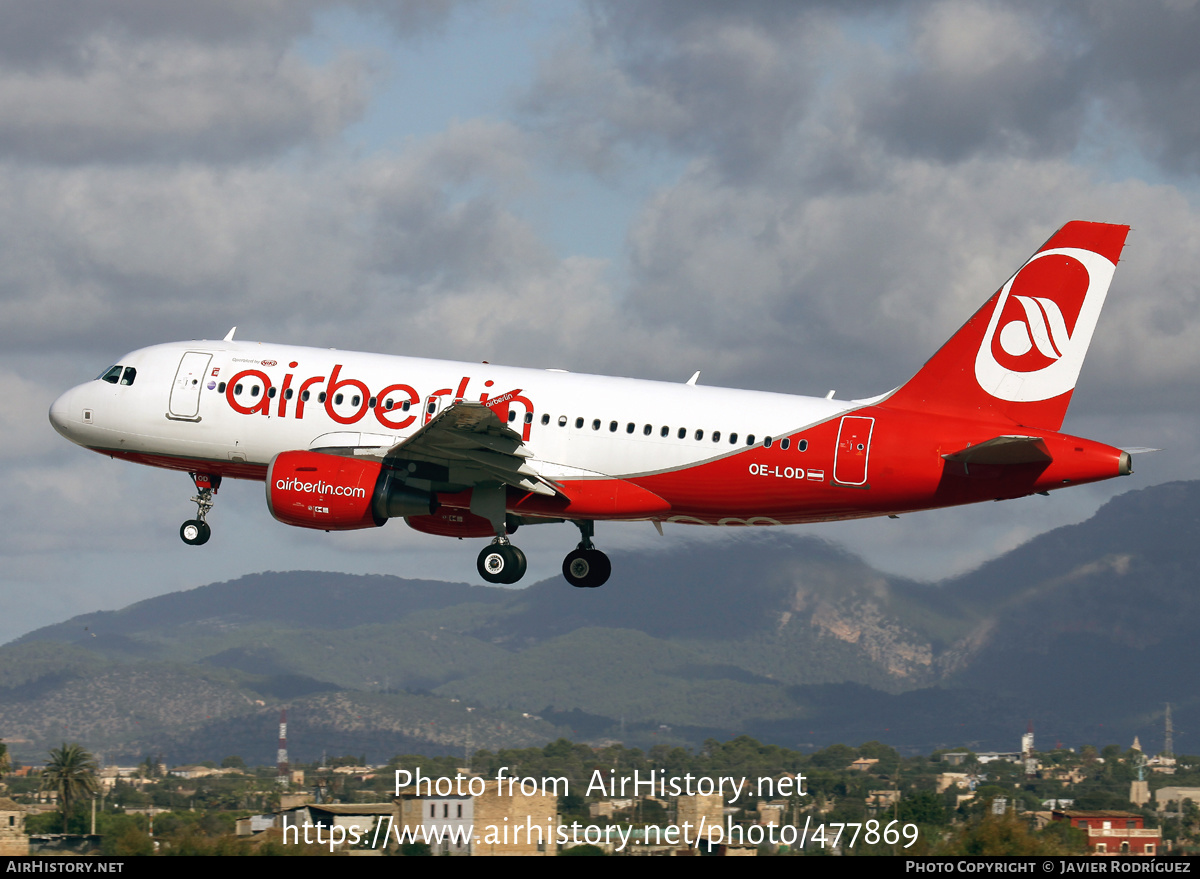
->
[[942, 435, 1053, 467], [382, 401, 560, 496]]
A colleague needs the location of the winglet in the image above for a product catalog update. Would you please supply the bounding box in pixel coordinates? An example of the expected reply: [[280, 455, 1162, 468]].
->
[[686, 371, 700, 386], [223, 327, 237, 342]]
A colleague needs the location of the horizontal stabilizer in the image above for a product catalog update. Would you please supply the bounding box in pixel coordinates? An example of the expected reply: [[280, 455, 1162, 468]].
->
[[943, 435, 1052, 467]]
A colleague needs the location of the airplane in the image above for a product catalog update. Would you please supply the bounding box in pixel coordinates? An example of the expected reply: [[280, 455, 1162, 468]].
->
[[50, 221, 1137, 589]]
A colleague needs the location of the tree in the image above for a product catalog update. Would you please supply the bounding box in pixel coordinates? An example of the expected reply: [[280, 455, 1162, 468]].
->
[[44, 743, 98, 830], [939, 812, 1083, 855]]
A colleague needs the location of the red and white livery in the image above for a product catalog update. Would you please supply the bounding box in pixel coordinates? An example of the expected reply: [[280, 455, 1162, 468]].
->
[[49, 221, 1136, 587]]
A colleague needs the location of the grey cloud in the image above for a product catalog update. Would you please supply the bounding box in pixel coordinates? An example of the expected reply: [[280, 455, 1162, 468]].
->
[[1077, 0, 1200, 172], [0, 39, 369, 164], [0, 0, 479, 165], [0, 120, 631, 372], [619, 153, 1200, 408], [0, 0, 470, 67], [848, 0, 1200, 171], [0, 1, 323, 68], [541, 1, 1200, 184], [859, 1, 1086, 162], [526, 1, 830, 178]]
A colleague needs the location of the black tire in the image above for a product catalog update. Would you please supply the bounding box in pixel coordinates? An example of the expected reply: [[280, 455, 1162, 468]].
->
[[562, 548, 611, 588], [180, 520, 211, 546], [478, 544, 526, 584], [505, 545, 528, 584]]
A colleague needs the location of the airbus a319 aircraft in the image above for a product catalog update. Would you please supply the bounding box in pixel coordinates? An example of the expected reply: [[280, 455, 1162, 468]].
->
[[50, 221, 1138, 588]]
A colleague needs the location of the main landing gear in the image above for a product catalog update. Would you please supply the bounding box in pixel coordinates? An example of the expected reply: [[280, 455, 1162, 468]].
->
[[476, 540, 527, 585], [562, 519, 610, 589], [180, 472, 221, 546], [473, 518, 611, 588]]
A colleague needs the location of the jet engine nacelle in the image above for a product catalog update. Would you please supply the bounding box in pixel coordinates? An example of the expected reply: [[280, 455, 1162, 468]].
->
[[266, 450, 436, 530]]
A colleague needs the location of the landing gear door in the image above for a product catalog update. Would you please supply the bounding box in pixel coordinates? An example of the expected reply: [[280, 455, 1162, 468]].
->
[[168, 351, 213, 421], [833, 415, 874, 486]]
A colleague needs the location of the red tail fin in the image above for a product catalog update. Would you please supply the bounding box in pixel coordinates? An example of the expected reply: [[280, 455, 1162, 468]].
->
[[884, 221, 1129, 430]]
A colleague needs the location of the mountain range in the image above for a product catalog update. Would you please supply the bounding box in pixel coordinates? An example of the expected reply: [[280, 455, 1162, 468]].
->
[[2, 480, 1197, 764]]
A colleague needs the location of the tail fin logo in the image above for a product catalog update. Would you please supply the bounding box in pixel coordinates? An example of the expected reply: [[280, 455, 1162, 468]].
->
[[975, 247, 1116, 403]]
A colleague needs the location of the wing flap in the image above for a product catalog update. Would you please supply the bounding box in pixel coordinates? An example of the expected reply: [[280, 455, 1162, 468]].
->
[[384, 401, 560, 497]]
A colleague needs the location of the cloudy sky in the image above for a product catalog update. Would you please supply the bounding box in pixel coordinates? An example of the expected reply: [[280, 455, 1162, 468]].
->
[[5, 0, 1200, 642]]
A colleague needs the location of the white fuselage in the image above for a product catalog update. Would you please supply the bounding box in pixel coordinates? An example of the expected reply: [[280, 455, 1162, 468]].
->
[[51, 339, 856, 488]]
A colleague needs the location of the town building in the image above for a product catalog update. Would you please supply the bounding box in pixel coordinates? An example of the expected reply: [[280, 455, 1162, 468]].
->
[[0, 798, 28, 856], [1052, 810, 1161, 855], [396, 778, 559, 856]]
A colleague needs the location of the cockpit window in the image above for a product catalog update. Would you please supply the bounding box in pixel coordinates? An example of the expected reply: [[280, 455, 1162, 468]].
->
[[120, 367, 136, 386], [99, 366, 122, 384]]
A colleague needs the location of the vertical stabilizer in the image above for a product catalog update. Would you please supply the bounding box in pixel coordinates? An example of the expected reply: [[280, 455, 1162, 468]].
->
[[884, 221, 1129, 430]]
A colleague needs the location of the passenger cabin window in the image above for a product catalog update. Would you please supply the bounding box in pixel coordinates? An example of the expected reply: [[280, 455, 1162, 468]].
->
[[218, 382, 226, 393], [285, 388, 294, 400], [508, 411, 517, 422], [99, 365, 123, 384], [694, 429, 704, 441], [797, 439, 808, 451], [575, 417, 584, 428], [558, 416, 568, 427], [609, 421, 618, 432], [593, 419, 601, 430], [764, 436, 773, 448], [301, 390, 310, 402], [729, 433, 738, 444], [541, 414, 550, 425], [626, 422, 635, 434], [660, 426, 669, 437], [780, 438, 790, 450], [746, 434, 756, 445], [267, 387, 277, 398], [678, 427, 686, 439], [526, 413, 534, 424], [120, 367, 137, 386]]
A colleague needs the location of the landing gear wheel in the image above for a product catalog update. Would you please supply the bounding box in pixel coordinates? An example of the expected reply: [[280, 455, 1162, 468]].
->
[[562, 548, 611, 588], [180, 519, 211, 546], [477, 543, 527, 584]]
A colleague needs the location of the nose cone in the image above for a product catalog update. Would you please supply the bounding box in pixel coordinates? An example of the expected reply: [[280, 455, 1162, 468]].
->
[[49, 386, 81, 442]]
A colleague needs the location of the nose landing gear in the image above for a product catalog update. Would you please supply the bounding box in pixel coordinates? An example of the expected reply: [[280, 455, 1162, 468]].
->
[[180, 472, 221, 546]]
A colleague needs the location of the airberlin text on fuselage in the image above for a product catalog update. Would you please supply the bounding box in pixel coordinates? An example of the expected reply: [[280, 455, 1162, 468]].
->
[[222, 364, 534, 439], [274, 478, 366, 498]]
